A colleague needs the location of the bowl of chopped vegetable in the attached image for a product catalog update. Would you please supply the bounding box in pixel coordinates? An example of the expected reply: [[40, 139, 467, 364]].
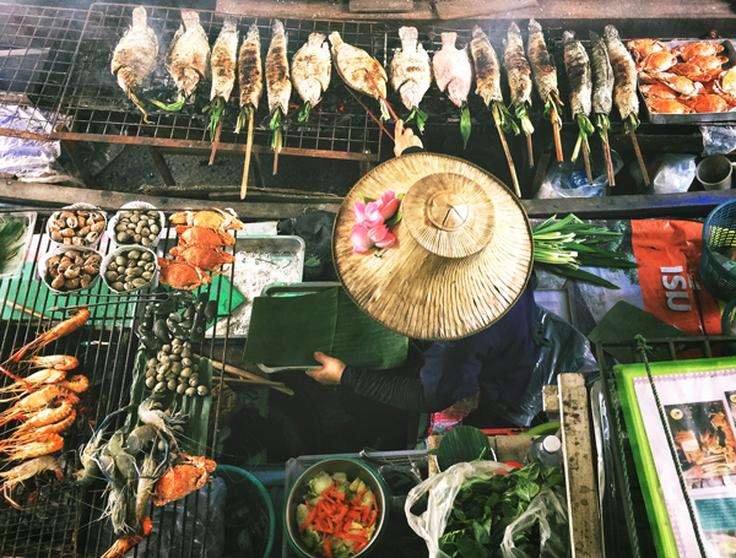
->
[[285, 458, 388, 558]]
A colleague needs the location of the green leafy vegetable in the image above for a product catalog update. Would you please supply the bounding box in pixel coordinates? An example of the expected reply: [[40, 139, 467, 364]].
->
[[269, 108, 283, 151], [460, 103, 471, 149], [571, 113, 594, 163], [235, 104, 254, 134], [0, 218, 26, 273], [298, 101, 312, 123], [595, 113, 610, 140], [492, 102, 520, 136], [624, 112, 640, 134], [203, 96, 226, 139], [149, 90, 188, 112], [439, 462, 565, 558], [405, 106, 428, 133], [514, 103, 535, 136], [437, 426, 490, 471]]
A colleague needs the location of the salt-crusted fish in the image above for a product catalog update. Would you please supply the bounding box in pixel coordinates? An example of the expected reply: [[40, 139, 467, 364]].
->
[[389, 26, 431, 130], [432, 32, 472, 147], [590, 31, 616, 186], [503, 22, 534, 162], [604, 24, 640, 131], [563, 31, 594, 164], [205, 18, 238, 138], [152, 9, 209, 111], [110, 6, 158, 122], [266, 19, 291, 116], [329, 31, 389, 119], [291, 32, 331, 122], [528, 19, 563, 160], [235, 24, 263, 132]]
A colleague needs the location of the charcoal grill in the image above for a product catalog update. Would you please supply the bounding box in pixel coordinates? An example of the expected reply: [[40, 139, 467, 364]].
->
[[0, 208, 250, 557]]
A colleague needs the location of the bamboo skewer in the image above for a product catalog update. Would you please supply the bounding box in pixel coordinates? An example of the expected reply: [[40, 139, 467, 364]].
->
[[601, 128, 616, 187], [272, 132, 281, 175], [492, 113, 521, 197], [347, 89, 395, 142], [2, 300, 44, 320], [550, 104, 564, 162], [525, 132, 534, 168], [629, 130, 650, 188], [240, 110, 255, 199], [581, 138, 594, 184], [208, 119, 222, 166], [197, 354, 294, 396]]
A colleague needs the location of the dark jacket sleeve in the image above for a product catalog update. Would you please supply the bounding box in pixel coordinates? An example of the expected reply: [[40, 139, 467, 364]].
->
[[340, 366, 429, 411], [401, 146, 424, 155]]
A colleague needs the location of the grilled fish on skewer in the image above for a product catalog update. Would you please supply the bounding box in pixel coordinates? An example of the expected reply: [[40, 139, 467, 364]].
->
[[266, 20, 291, 175], [527, 19, 563, 161], [433, 32, 472, 148], [389, 26, 431, 131], [152, 9, 210, 112], [563, 31, 594, 183], [504, 22, 534, 166], [329, 31, 389, 120], [236, 23, 263, 199], [236, 24, 263, 132], [604, 24, 640, 131], [470, 25, 520, 196], [292, 32, 332, 122], [590, 31, 616, 186], [205, 19, 239, 139], [110, 6, 158, 122]]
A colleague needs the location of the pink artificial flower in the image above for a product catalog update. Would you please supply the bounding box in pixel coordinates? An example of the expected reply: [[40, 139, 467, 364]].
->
[[363, 200, 384, 226], [368, 223, 397, 249], [353, 201, 367, 223], [350, 223, 373, 254], [378, 190, 400, 220], [375, 231, 396, 249]]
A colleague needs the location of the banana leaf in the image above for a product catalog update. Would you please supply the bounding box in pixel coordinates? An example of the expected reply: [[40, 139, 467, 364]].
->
[[129, 349, 212, 455], [243, 286, 408, 369]]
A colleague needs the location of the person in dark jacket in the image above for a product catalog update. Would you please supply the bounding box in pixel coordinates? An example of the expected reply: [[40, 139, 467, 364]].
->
[[306, 120, 539, 427]]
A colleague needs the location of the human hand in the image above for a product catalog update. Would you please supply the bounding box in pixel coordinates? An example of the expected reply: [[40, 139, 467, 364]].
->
[[394, 119, 423, 157], [306, 352, 346, 385]]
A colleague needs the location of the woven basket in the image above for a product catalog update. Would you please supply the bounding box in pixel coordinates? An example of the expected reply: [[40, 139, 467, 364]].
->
[[701, 200, 736, 302], [333, 153, 533, 341]]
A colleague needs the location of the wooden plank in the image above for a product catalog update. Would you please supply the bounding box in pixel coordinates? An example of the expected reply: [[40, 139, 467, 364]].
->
[[349, 0, 414, 13], [558, 373, 603, 558], [543, 385, 560, 419], [217, 0, 435, 20], [434, 0, 539, 20]]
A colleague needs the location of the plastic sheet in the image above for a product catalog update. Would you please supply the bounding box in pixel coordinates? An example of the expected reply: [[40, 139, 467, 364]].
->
[[652, 154, 696, 194], [404, 460, 513, 558], [701, 125, 736, 156], [535, 150, 622, 199], [499, 489, 569, 558]]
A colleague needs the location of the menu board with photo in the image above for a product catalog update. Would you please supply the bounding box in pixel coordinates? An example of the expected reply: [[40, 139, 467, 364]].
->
[[616, 357, 736, 558]]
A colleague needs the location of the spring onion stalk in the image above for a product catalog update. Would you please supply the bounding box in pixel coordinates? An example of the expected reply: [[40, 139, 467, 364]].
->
[[492, 102, 520, 136], [150, 90, 188, 112], [624, 112, 640, 134], [405, 106, 428, 133], [460, 103, 471, 149], [543, 92, 564, 127], [532, 214, 637, 289], [571, 113, 595, 163], [595, 113, 610, 140], [515, 103, 535, 136], [268, 108, 283, 150]]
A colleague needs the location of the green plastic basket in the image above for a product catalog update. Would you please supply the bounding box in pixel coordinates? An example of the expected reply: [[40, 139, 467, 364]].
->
[[700, 199, 736, 301]]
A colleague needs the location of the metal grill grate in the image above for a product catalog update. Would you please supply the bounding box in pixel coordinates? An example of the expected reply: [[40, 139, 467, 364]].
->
[[0, 208, 248, 557], [57, 3, 385, 161], [0, 3, 86, 142]]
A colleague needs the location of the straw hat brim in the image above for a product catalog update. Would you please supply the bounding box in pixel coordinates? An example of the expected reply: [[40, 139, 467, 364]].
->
[[333, 153, 533, 341]]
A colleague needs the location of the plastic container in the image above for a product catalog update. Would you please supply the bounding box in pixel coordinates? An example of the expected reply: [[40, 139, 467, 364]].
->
[[106, 200, 165, 249], [46, 202, 107, 250], [0, 211, 36, 280], [100, 244, 159, 294], [216, 464, 275, 558], [38, 245, 102, 294], [700, 199, 736, 301], [285, 458, 389, 558]]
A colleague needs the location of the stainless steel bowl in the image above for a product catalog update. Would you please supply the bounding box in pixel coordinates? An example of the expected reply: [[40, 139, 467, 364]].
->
[[285, 458, 388, 557]]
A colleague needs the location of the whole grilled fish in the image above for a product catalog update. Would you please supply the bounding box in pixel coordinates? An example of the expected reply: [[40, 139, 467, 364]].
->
[[238, 24, 263, 112], [329, 31, 388, 119], [527, 19, 559, 104], [432, 32, 472, 108], [291, 32, 331, 108], [389, 26, 431, 111], [110, 6, 158, 120], [166, 10, 210, 100], [503, 22, 532, 108], [266, 20, 291, 115], [604, 24, 639, 124], [470, 25, 502, 106], [562, 31, 591, 117], [210, 19, 238, 103], [590, 32, 614, 116]]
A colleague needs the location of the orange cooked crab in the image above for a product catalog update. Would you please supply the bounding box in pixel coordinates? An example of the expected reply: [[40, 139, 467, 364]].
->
[[628, 39, 666, 64], [151, 454, 217, 507], [683, 94, 731, 113], [660, 75, 702, 96], [673, 41, 725, 62], [641, 51, 678, 74], [176, 226, 236, 248], [640, 83, 679, 99], [169, 208, 244, 230], [169, 245, 235, 272], [689, 55, 729, 73], [158, 258, 212, 290], [671, 62, 709, 81], [646, 98, 692, 114]]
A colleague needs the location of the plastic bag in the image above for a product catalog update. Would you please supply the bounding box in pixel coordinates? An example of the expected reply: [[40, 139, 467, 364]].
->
[[500, 306, 597, 427], [535, 150, 622, 199], [700, 125, 736, 156], [500, 488, 569, 558], [652, 153, 696, 194], [404, 460, 512, 558]]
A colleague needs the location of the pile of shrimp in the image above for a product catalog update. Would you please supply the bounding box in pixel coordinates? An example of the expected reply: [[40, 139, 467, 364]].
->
[[628, 39, 736, 114], [0, 352, 88, 508]]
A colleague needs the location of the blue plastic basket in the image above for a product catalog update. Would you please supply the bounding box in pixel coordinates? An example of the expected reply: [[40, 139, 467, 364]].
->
[[701, 200, 736, 302]]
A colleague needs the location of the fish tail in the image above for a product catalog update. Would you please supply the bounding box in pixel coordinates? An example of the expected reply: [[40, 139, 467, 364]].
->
[[131, 6, 147, 27], [399, 26, 418, 48], [222, 17, 237, 32], [328, 31, 343, 47], [272, 19, 285, 35], [440, 32, 457, 47], [379, 98, 390, 121]]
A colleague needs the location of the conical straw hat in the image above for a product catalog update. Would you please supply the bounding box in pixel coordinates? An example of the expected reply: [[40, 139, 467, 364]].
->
[[333, 153, 533, 341]]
